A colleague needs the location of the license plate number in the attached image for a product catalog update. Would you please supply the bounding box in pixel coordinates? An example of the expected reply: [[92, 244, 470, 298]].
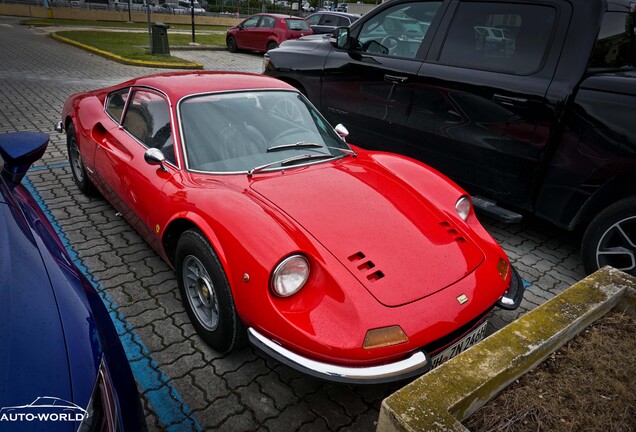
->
[[430, 321, 488, 369]]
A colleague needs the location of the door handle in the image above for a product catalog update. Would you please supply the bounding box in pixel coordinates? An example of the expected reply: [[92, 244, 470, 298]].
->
[[384, 74, 409, 84], [493, 94, 528, 106]]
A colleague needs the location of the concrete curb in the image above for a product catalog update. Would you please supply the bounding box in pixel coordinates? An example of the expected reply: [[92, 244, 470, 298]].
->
[[50, 32, 204, 69], [377, 267, 636, 432]]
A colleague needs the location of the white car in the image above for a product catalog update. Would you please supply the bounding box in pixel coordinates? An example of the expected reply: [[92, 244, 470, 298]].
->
[[474, 26, 516, 55]]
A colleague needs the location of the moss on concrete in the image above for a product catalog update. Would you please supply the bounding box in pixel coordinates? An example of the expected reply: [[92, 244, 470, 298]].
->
[[378, 267, 636, 432]]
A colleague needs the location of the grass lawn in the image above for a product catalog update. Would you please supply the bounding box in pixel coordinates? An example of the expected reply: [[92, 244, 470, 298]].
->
[[24, 18, 229, 32], [56, 30, 227, 65]]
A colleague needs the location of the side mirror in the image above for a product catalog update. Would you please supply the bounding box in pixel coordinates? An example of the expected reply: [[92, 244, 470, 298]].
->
[[0, 132, 49, 184], [330, 27, 350, 50], [144, 148, 168, 172], [334, 123, 349, 140]]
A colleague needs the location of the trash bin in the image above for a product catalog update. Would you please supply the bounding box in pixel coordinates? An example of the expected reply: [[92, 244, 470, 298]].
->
[[151, 22, 170, 55]]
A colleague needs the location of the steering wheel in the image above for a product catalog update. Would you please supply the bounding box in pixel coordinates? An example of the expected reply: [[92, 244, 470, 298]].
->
[[380, 35, 400, 54], [271, 99, 304, 124]]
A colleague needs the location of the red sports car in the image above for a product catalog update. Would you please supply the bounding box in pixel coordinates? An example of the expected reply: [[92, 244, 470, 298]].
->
[[57, 72, 523, 383], [226, 13, 312, 53]]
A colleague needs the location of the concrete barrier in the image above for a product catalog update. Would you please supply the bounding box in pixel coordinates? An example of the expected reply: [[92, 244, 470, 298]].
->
[[377, 266, 636, 432], [0, 4, 241, 26]]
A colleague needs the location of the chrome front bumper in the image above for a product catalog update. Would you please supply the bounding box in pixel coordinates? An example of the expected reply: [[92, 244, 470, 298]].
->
[[496, 265, 525, 310], [248, 328, 431, 384]]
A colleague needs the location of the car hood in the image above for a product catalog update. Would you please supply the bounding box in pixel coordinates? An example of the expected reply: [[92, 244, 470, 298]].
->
[[279, 34, 331, 51], [0, 201, 73, 414], [250, 162, 485, 307]]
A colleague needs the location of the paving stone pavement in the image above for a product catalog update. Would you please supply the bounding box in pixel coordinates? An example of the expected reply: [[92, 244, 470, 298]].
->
[[0, 16, 586, 432]]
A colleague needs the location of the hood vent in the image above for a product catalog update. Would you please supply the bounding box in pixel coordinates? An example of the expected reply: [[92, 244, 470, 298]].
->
[[348, 251, 385, 283], [439, 221, 467, 244]]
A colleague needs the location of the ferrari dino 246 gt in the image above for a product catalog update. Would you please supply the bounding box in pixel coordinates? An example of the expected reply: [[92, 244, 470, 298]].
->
[[58, 72, 523, 383]]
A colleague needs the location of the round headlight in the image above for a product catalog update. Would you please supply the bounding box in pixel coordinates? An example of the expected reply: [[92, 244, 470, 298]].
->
[[455, 196, 471, 221], [271, 255, 310, 297]]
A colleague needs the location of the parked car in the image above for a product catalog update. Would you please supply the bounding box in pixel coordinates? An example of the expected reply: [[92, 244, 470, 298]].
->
[[159, 3, 188, 14], [178, 0, 205, 14], [0, 132, 147, 431], [263, 0, 636, 276], [473, 26, 515, 55], [58, 71, 523, 383], [305, 11, 360, 34], [226, 13, 313, 52], [335, 3, 347, 12]]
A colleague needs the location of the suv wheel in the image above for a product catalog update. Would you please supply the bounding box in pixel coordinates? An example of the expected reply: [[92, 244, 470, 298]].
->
[[582, 197, 636, 276]]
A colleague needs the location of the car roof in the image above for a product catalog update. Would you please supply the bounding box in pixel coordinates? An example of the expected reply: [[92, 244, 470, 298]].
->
[[309, 11, 359, 18], [253, 13, 306, 19], [119, 71, 295, 101]]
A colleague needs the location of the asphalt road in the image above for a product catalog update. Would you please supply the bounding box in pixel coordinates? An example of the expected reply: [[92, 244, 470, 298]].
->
[[0, 16, 586, 431]]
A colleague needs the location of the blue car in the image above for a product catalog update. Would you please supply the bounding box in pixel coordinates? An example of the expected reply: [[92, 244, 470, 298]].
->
[[0, 132, 146, 432]]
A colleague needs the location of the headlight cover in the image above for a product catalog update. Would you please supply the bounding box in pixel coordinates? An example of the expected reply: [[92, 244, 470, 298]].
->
[[271, 254, 310, 297], [455, 196, 471, 221]]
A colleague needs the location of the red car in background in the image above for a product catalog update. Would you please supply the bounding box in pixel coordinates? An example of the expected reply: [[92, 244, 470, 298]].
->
[[58, 72, 524, 383], [226, 13, 312, 53]]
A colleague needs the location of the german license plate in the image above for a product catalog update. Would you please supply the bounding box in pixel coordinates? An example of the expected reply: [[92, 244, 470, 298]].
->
[[430, 320, 488, 369]]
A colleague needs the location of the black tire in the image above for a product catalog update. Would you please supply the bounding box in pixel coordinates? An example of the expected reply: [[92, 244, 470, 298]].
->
[[176, 229, 246, 353], [581, 197, 636, 276], [67, 123, 95, 195], [266, 41, 278, 52], [227, 36, 238, 53]]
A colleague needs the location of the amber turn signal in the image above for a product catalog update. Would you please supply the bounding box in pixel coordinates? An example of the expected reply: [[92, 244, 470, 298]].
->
[[497, 258, 509, 280], [363, 326, 409, 350]]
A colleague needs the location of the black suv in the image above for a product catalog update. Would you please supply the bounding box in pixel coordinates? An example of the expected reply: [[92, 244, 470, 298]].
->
[[264, 0, 636, 276]]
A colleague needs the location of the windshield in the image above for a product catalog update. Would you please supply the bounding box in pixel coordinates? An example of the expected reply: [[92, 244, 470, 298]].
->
[[286, 19, 311, 31], [179, 90, 351, 173]]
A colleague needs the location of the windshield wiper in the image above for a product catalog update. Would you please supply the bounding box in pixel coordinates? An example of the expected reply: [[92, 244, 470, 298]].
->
[[268, 142, 357, 157], [248, 154, 335, 177], [267, 142, 324, 152], [326, 145, 357, 157]]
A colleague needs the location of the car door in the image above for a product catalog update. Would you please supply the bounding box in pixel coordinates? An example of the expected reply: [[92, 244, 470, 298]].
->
[[321, 1, 446, 153], [253, 15, 277, 51], [94, 87, 176, 242], [235, 15, 261, 50], [406, 0, 571, 209]]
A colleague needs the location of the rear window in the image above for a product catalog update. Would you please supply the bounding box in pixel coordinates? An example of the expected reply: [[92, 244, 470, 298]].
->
[[286, 19, 310, 31], [588, 11, 635, 69]]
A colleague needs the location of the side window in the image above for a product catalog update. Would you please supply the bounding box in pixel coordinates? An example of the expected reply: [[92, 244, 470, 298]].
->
[[306, 14, 321, 25], [259, 16, 275, 28], [356, 2, 441, 58], [588, 11, 635, 69], [122, 90, 175, 164], [438, 2, 557, 75], [336, 16, 349, 27], [105, 89, 130, 124], [242, 16, 259, 28], [322, 14, 336, 25]]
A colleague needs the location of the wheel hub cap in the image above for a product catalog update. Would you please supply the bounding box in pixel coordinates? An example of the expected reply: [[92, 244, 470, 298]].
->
[[597, 216, 636, 273], [183, 255, 219, 331]]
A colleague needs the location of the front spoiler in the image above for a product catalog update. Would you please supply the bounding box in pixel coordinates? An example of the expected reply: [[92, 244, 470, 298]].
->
[[248, 328, 431, 384]]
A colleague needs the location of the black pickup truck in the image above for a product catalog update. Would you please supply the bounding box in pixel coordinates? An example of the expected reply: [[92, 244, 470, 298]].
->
[[263, 0, 636, 276]]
